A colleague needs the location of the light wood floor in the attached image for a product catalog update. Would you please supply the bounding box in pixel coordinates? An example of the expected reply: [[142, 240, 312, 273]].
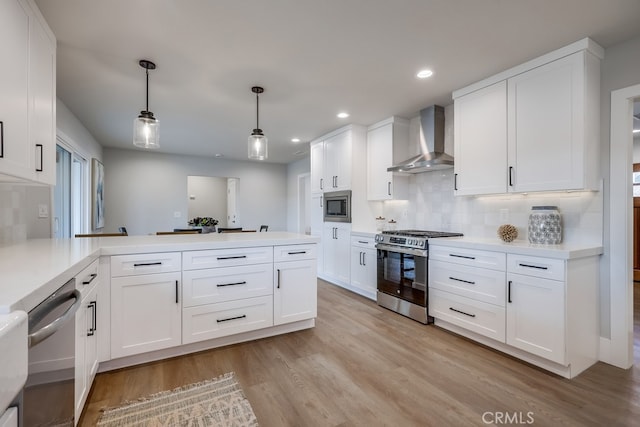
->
[[80, 280, 640, 426]]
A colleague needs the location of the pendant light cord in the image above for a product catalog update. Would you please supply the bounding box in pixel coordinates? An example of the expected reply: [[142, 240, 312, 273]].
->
[[256, 92, 259, 129], [146, 68, 150, 112]]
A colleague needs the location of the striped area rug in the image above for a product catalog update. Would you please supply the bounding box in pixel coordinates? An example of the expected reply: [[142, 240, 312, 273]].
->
[[96, 372, 258, 426]]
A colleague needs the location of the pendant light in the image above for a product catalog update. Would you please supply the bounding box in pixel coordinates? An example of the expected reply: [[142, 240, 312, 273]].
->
[[133, 59, 160, 149], [248, 86, 267, 160]]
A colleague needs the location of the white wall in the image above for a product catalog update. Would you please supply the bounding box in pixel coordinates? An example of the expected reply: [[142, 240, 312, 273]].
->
[[598, 35, 640, 339], [187, 176, 229, 227], [285, 157, 310, 232], [103, 148, 288, 235]]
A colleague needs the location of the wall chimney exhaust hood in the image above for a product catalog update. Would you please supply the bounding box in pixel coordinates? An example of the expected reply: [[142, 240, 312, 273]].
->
[[387, 105, 453, 173]]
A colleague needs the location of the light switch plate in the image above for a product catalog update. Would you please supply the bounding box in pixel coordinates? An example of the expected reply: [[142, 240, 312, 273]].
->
[[38, 204, 49, 218]]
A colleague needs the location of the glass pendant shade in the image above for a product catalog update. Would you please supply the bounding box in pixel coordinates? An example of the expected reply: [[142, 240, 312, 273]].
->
[[248, 130, 267, 160], [248, 86, 267, 160], [133, 111, 160, 149]]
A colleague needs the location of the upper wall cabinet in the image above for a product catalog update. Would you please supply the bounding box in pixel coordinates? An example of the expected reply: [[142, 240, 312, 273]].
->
[[310, 125, 361, 194], [367, 117, 409, 200], [0, 0, 56, 185], [453, 38, 602, 196]]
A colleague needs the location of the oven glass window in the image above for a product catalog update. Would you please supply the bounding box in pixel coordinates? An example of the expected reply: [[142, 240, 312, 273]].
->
[[377, 249, 426, 307], [326, 199, 346, 216]]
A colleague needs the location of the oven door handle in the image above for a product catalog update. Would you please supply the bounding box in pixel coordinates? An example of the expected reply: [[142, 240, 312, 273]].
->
[[375, 243, 427, 257], [28, 289, 81, 348]]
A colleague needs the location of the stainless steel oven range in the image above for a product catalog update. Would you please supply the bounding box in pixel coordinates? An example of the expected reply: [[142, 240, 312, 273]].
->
[[375, 229, 463, 324]]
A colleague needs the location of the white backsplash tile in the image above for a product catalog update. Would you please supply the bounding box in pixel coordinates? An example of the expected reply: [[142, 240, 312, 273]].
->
[[0, 184, 28, 245], [381, 169, 603, 245]]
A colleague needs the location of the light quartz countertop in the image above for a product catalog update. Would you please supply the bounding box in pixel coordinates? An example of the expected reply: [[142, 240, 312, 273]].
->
[[427, 237, 603, 260], [0, 232, 318, 314]]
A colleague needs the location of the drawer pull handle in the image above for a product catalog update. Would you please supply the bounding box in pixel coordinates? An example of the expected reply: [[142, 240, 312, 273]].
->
[[288, 251, 307, 255], [449, 276, 475, 285], [217, 281, 247, 287], [134, 262, 162, 267], [449, 254, 475, 260], [518, 263, 547, 270], [217, 255, 247, 260], [449, 307, 476, 318], [357, 240, 368, 244], [217, 314, 247, 323], [82, 273, 97, 285]]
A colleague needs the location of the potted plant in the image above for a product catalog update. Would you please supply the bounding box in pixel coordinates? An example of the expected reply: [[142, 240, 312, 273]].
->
[[188, 217, 219, 233]]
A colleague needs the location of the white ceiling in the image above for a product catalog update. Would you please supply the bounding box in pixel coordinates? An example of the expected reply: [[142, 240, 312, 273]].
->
[[36, 0, 640, 164]]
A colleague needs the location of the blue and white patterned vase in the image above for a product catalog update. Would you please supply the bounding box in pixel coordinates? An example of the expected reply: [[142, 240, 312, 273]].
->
[[528, 206, 562, 244]]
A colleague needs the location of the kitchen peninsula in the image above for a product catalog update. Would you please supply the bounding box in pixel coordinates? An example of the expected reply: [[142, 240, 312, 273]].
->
[[1, 232, 318, 420]]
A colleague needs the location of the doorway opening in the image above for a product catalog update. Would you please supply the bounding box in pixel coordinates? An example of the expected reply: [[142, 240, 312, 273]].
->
[[298, 173, 311, 234], [54, 143, 88, 238]]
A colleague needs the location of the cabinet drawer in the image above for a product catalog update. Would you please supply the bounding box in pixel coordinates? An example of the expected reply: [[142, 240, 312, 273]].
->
[[507, 254, 565, 281], [111, 252, 181, 277], [273, 244, 316, 262], [429, 246, 506, 271], [76, 259, 99, 292], [183, 247, 273, 270], [350, 235, 375, 249], [429, 288, 506, 342], [183, 264, 273, 307], [182, 296, 273, 344], [429, 260, 506, 306]]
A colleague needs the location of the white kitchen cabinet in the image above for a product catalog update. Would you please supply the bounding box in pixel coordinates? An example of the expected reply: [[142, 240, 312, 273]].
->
[[0, 0, 55, 184], [506, 272, 565, 364], [322, 223, 351, 287], [452, 39, 601, 195], [349, 236, 376, 300], [110, 271, 182, 358], [310, 140, 324, 193], [429, 242, 599, 378], [367, 117, 409, 200], [74, 260, 99, 421], [0, 0, 30, 181], [28, 5, 56, 185], [274, 257, 317, 325], [453, 81, 507, 196], [324, 130, 351, 191]]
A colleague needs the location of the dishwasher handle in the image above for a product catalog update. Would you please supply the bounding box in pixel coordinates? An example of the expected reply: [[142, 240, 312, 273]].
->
[[28, 288, 81, 348]]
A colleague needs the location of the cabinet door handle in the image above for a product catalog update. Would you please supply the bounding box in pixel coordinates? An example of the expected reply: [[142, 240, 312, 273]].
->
[[35, 144, 43, 172], [217, 281, 247, 287], [133, 261, 162, 267], [362, 252, 366, 266], [0, 121, 4, 158], [216, 314, 246, 323], [508, 280, 512, 303], [449, 254, 475, 260], [87, 301, 97, 336], [320, 178, 323, 190], [82, 273, 97, 285], [518, 263, 548, 270], [449, 307, 476, 318], [277, 269, 281, 289], [359, 251, 363, 266], [216, 255, 247, 260], [454, 173, 458, 191], [334, 176, 337, 188], [449, 276, 475, 285], [508, 166, 514, 187], [288, 251, 307, 255], [320, 195, 323, 208], [388, 181, 391, 196], [175, 280, 179, 304]]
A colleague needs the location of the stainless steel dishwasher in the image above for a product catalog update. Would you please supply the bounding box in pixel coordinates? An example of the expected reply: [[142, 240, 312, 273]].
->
[[23, 278, 81, 427]]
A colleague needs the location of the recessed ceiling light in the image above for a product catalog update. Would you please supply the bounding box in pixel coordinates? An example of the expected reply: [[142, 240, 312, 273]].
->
[[634, 129, 640, 133], [291, 138, 301, 143], [337, 112, 349, 119], [214, 153, 223, 158], [417, 69, 433, 79]]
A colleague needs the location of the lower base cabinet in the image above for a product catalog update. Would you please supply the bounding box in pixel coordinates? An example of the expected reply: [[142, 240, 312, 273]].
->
[[274, 259, 317, 325], [349, 235, 376, 300], [110, 272, 182, 358]]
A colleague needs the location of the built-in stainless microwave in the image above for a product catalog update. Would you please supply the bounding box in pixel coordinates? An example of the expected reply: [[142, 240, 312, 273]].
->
[[324, 190, 351, 223]]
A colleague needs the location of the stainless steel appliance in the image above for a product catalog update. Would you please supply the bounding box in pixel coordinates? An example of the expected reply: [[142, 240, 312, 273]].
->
[[323, 190, 351, 223], [24, 278, 81, 426], [375, 229, 463, 323]]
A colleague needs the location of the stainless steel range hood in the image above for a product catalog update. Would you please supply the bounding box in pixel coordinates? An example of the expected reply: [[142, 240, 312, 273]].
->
[[387, 105, 453, 173]]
